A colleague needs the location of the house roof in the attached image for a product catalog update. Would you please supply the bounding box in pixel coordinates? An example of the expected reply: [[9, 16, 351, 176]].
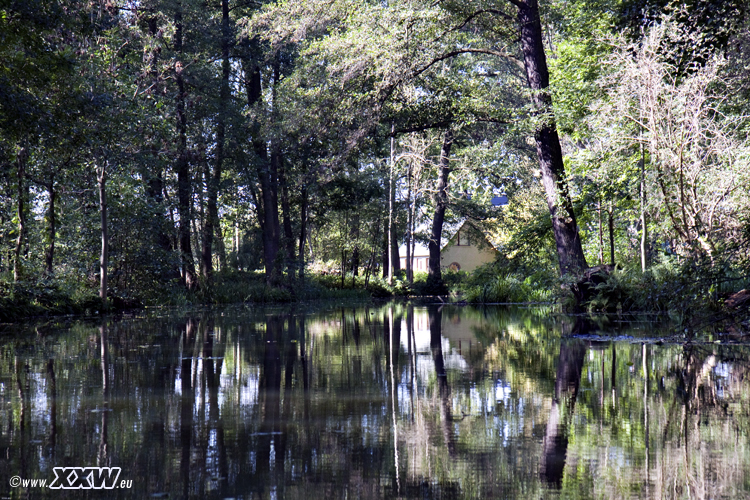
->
[[443, 220, 499, 252], [400, 221, 500, 258]]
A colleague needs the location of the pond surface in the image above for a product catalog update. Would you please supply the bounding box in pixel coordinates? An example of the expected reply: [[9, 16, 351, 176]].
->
[[1, 303, 749, 499]]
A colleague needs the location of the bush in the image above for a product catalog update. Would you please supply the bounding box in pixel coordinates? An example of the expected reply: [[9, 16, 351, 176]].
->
[[0, 278, 103, 321], [463, 273, 554, 303], [582, 254, 750, 319], [450, 254, 558, 304]]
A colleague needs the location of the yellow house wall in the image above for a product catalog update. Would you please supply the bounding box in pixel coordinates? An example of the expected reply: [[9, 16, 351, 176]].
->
[[440, 242, 497, 272]]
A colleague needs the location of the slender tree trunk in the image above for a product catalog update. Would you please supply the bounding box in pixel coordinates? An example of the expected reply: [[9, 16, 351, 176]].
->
[[279, 157, 295, 280], [388, 124, 395, 285], [216, 225, 227, 272], [146, 168, 173, 254], [198, 160, 207, 277], [201, 0, 230, 281], [298, 185, 308, 281], [351, 213, 360, 284], [97, 161, 108, 311], [428, 129, 453, 282], [639, 149, 648, 272], [175, 5, 197, 289], [382, 215, 389, 279], [13, 146, 28, 282], [608, 201, 615, 267], [517, 0, 587, 276], [145, 17, 174, 263], [597, 198, 603, 265], [44, 180, 56, 276], [406, 163, 413, 284], [341, 248, 346, 289]]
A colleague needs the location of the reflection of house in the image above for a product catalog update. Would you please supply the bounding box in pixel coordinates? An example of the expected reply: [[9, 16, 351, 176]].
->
[[399, 222, 499, 273], [400, 307, 471, 372]]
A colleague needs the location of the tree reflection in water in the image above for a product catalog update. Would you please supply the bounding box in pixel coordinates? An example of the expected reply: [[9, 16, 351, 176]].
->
[[0, 305, 750, 499]]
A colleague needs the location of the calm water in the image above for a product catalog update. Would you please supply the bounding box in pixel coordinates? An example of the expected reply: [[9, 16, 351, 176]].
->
[[1, 304, 749, 499]]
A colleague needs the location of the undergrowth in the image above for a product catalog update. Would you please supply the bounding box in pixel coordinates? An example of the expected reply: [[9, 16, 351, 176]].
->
[[461, 267, 556, 303], [582, 255, 750, 322]]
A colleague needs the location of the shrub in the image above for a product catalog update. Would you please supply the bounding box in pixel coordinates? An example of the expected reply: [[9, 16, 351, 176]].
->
[[463, 273, 553, 303]]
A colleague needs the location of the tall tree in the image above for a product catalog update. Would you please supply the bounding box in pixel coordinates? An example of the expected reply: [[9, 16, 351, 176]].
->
[[515, 0, 588, 275], [174, 2, 197, 289], [201, 0, 231, 281], [427, 129, 453, 281]]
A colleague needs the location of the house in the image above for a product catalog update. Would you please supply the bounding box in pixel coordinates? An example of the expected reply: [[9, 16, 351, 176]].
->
[[440, 221, 499, 272], [399, 241, 431, 273], [399, 221, 499, 273]]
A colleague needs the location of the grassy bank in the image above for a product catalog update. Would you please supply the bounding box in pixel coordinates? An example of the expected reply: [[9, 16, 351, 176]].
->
[[3, 257, 749, 330]]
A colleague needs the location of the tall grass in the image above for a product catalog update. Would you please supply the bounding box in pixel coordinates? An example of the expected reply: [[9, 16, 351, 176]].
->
[[463, 273, 554, 303]]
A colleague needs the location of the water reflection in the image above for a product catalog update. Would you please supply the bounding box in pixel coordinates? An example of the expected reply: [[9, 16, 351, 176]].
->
[[0, 306, 749, 498]]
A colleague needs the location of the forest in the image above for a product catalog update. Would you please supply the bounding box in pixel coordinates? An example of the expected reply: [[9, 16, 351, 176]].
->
[[1, 0, 750, 323]]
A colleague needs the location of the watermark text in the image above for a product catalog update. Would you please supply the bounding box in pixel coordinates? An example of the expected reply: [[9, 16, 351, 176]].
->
[[9, 468, 132, 490]]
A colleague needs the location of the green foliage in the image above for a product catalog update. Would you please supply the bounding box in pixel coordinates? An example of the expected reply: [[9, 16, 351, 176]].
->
[[192, 271, 371, 305], [582, 255, 750, 322], [461, 262, 555, 304], [0, 278, 101, 321]]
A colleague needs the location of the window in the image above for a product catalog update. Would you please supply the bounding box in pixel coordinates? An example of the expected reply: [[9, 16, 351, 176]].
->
[[455, 228, 468, 246]]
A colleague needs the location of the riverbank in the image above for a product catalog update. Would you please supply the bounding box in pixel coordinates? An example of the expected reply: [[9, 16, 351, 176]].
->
[[2, 263, 749, 335]]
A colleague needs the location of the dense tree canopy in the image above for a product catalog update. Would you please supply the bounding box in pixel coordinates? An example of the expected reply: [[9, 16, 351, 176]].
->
[[0, 0, 748, 310]]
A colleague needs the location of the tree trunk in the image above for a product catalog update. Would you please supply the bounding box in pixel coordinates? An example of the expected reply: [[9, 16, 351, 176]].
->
[[44, 180, 56, 277], [639, 152, 647, 272], [428, 129, 453, 281], [279, 155, 295, 280], [215, 225, 227, 272], [350, 213, 360, 283], [242, 54, 278, 281], [198, 159, 207, 277], [517, 0, 587, 276], [382, 215, 389, 279], [341, 249, 346, 289], [261, 148, 281, 284], [391, 224, 400, 274], [609, 201, 616, 267], [597, 198, 603, 264], [175, 5, 197, 289], [298, 185, 308, 281], [406, 163, 413, 284], [13, 146, 28, 282], [387, 124, 395, 284], [201, 0, 230, 281], [97, 162, 108, 311], [146, 168, 173, 254], [247, 55, 282, 285], [145, 18, 174, 264]]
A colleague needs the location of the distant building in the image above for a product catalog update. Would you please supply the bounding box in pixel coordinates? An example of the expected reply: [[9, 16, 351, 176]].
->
[[399, 221, 499, 273], [399, 241, 430, 272], [440, 221, 499, 272]]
